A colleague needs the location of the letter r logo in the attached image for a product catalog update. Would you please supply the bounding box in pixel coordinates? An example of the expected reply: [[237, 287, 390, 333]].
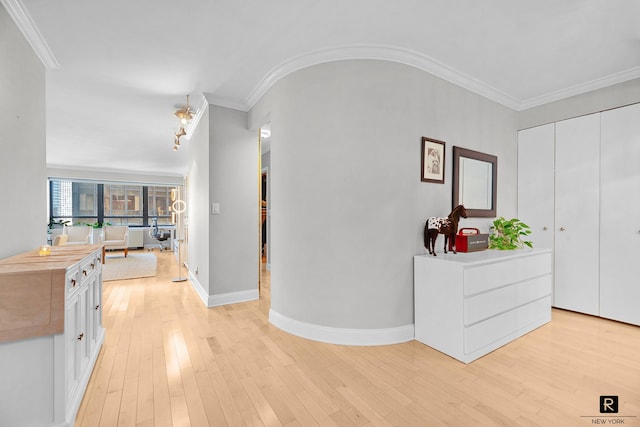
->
[[600, 395, 618, 413]]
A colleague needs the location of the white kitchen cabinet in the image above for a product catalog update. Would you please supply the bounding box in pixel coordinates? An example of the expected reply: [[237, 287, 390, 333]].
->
[[0, 245, 104, 427], [554, 113, 601, 315], [414, 249, 552, 364], [600, 103, 640, 325]]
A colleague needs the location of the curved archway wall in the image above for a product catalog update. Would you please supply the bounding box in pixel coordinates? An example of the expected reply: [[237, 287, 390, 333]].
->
[[249, 59, 519, 345]]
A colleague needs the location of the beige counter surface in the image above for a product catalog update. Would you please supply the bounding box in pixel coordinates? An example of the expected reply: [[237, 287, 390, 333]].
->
[[0, 244, 103, 343]]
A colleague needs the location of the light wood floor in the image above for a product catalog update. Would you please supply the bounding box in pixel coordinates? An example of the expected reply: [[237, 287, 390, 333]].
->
[[76, 251, 640, 426]]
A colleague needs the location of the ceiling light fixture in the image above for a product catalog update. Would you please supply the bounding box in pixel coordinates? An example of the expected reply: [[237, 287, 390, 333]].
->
[[174, 95, 193, 124], [172, 95, 193, 151]]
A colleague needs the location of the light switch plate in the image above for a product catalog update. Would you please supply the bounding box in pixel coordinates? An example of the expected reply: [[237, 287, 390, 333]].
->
[[211, 202, 220, 214]]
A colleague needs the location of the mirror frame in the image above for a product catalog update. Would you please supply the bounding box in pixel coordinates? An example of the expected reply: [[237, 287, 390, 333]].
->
[[452, 146, 497, 217]]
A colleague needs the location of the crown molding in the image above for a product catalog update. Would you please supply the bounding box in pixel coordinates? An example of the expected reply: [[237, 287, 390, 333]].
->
[[242, 44, 640, 112], [518, 66, 640, 111], [1, 0, 60, 69], [204, 93, 251, 112], [244, 44, 522, 111], [184, 94, 209, 140]]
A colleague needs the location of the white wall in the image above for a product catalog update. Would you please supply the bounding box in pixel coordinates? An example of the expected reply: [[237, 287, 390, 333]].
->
[[250, 59, 519, 343], [0, 5, 53, 426], [187, 104, 211, 297], [208, 106, 259, 302], [0, 4, 46, 259]]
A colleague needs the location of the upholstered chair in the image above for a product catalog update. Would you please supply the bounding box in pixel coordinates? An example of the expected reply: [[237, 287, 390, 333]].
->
[[52, 234, 69, 246], [63, 225, 93, 245], [101, 225, 129, 262]]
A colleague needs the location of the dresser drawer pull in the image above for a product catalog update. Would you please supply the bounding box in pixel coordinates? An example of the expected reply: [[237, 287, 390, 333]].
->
[[95, 305, 100, 310], [77, 333, 84, 341], [90, 263, 95, 269], [71, 279, 77, 287]]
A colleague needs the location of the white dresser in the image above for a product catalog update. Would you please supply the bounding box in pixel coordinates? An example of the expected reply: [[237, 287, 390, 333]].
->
[[414, 248, 552, 363]]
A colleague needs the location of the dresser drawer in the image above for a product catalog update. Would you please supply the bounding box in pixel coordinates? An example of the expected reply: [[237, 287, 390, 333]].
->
[[464, 309, 516, 354], [517, 295, 551, 329], [517, 275, 551, 306], [464, 285, 517, 326], [463, 252, 551, 296]]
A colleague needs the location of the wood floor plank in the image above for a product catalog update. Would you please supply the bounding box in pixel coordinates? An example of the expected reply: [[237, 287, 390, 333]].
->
[[75, 250, 640, 427]]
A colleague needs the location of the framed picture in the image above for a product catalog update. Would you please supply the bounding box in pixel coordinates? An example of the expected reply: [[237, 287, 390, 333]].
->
[[421, 137, 445, 184]]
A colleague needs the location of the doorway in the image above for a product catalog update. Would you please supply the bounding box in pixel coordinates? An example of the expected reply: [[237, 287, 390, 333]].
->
[[259, 124, 271, 297]]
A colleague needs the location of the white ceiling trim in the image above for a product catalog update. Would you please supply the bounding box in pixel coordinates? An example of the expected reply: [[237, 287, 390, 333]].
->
[[244, 44, 522, 111], [205, 94, 251, 112], [2, 0, 60, 69], [184, 94, 209, 140], [518, 66, 640, 111]]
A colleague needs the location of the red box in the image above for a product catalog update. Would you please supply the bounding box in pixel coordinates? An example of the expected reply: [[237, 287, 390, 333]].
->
[[455, 228, 489, 252]]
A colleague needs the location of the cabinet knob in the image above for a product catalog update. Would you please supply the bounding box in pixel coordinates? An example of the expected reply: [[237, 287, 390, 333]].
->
[[543, 226, 548, 231], [91, 263, 95, 269], [82, 270, 88, 276], [560, 227, 566, 231], [77, 333, 84, 341], [71, 279, 77, 287], [95, 305, 100, 310]]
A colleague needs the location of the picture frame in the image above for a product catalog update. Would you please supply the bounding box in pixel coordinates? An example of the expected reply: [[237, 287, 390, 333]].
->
[[421, 137, 446, 184]]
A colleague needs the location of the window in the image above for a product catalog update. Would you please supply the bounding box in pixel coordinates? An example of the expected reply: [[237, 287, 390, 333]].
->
[[49, 179, 179, 227]]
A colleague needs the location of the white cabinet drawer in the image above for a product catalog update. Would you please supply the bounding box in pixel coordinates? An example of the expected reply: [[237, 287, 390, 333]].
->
[[464, 309, 516, 354], [464, 275, 551, 327], [464, 253, 551, 296], [66, 267, 81, 294], [517, 275, 551, 306], [517, 296, 551, 329], [464, 285, 517, 326]]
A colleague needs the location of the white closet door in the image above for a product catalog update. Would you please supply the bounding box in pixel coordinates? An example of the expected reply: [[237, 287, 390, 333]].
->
[[554, 113, 600, 315], [517, 124, 555, 251], [600, 103, 640, 326]]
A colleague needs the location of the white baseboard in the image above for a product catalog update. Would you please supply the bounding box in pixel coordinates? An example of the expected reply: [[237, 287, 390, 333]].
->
[[188, 271, 209, 305], [207, 289, 259, 307], [269, 309, 414, 346], [188, 271, 259, 307]]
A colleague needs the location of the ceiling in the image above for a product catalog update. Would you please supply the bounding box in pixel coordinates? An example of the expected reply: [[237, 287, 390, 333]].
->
[[6, 0, 640, 177]]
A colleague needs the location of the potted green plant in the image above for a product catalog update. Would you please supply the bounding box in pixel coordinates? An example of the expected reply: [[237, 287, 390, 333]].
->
[[488, 217, 533, 250], [47, 219, 69, 230]]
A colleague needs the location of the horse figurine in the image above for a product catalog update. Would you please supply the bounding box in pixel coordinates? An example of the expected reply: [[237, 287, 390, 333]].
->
[[424, 205, 467, 256]]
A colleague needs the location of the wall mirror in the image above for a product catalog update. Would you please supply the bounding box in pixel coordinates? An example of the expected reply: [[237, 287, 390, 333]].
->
[[452, 146, 497, 217]]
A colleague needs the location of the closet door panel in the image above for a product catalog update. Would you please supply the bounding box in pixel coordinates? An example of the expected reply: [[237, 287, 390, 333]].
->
[[517, 124, 555, 251], [600, 103, 640, 326], [554, 113, 600, 315]]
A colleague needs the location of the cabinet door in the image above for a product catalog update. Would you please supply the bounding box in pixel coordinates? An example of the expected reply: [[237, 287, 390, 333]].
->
[[518, 124, 555, 250], [65, 292, 80, 402], [600, 103, 640, 326], [76, 285, 90, 380], [554, 113, 600, 315], [89, 273, 103, 349]]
